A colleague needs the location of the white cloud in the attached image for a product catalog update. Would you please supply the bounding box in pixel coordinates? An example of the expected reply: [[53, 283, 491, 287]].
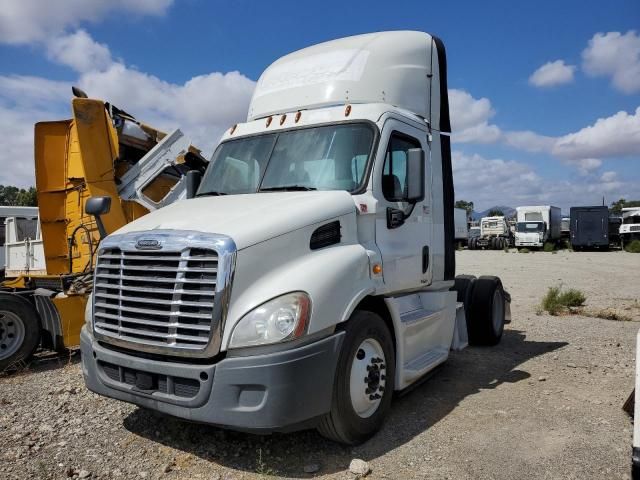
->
[[453, 151, 635, 211], [574, 158, 603, 176], [449, 89, 503, 143], [0, 0, 173, 44], [78, 64, 256, 152], [47, 30, 112, 72], [452, 151, 541, 208], [502, 130, 556, 153], [553, 107, 640, 160], [582, 31, 640, 94], [600, 171, 617, 183], [0, 29, 255, 187], [0, 75, 71, 106], [529, 60, 576, 87]]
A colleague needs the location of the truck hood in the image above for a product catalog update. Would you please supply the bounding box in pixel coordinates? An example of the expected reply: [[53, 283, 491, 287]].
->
[[113, 191, 356, 250]]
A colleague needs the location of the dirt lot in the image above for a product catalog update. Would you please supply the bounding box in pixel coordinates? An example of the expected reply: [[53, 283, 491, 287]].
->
[[1, 250, 639, 479]]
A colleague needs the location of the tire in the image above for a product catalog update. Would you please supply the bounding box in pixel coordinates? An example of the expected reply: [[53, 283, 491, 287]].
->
[[0, 294, 41, 371], [468, 238, 474, 250], [466, 276, 505, 346], [318, 310, 395, 444], [453, 275, 476, 316], [491, 237, 497, 250]]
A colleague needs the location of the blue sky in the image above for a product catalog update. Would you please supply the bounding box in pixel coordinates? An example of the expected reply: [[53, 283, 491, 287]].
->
[[0, 0, 638, 210]]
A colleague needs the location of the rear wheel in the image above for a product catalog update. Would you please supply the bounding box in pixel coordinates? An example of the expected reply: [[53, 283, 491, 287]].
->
[[454, 275, 476, 315], [467, 276, 505, 345], [318, 310, 395, 445], [0, 294, 41, 371]]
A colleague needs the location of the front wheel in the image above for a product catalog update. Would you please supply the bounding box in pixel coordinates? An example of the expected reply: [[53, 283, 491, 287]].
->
[[0, 294, 41, 371], [317, 310, 395, 444]]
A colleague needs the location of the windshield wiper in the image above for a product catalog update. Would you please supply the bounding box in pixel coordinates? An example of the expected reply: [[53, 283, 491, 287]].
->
[[260, 185, 317, 192], [195, 191, 228, 197]]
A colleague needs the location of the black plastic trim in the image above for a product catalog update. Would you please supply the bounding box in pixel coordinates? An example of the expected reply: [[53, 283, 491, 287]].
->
[[441, 134, 455, 280], [431, 36, 451, 133]]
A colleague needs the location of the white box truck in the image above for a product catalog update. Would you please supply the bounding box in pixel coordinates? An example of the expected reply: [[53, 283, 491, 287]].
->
[[515, 205, 561, 249], [80, 31, 511, 444]]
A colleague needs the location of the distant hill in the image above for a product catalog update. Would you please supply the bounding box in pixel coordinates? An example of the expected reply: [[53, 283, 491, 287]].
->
[[471, 206, 516, 221]]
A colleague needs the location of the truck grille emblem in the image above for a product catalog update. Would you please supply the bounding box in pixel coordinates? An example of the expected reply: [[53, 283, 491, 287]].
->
[[135, 239, 162, 250]]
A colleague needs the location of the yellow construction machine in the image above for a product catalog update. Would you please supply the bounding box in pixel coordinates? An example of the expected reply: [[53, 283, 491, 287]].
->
[[0, 89, 207, 370]]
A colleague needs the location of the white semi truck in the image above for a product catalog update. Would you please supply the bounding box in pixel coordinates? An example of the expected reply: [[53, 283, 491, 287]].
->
[[80, 31, 511, 444], [515, 205, 561, 249], [620, 207, 640, 248], [468, 216, 512, 250]]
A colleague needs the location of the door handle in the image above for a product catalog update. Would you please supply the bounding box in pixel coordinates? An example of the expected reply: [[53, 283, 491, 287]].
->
[[422, 246, 429, 273]]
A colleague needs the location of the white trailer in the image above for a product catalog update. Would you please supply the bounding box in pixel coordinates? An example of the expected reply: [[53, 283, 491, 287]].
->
[[80, 31, 511, 444], [0, 207, 46, 278], [515, 205, 561, 249], [454, 208, 468, 245]]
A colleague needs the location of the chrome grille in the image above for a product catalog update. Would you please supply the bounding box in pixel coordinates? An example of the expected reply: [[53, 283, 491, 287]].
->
[[94, 247, 219, 350]]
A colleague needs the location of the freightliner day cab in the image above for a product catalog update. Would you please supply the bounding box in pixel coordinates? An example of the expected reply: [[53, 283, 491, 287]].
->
[[81, 31, 511, 444]]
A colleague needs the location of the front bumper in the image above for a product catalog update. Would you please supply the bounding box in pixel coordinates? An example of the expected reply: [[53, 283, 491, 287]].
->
[[81, 326, 344, 433], [516, 241, 543, 247]]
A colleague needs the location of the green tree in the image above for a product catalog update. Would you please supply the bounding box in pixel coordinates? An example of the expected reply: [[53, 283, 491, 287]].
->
[[454, 200, 474, 217], [611, 198, 640, 214], [488, 209, 505, 217], [15, 187, 38, 206], [0, 185, 38, 206]]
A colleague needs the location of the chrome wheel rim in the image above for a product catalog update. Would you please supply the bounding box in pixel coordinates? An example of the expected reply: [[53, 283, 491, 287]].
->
[[349, 338, 386, 418], [0, 311, 25, 361], [492, 289, 504, 333]]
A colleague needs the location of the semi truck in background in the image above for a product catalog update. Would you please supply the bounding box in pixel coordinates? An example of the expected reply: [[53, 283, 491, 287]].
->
[[80, 31, 511, 444], [569, 206, 610, 250], [454, 208, 469, 246], [468, 216, 513, 250], [514, 205, 561, 249], [0, 92, 207, 371], [561, 216, 570, 240], [620, 207, 640, 248]]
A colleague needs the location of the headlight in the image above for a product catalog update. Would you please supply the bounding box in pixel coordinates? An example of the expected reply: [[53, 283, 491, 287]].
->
[[229, 292, 311, 349]]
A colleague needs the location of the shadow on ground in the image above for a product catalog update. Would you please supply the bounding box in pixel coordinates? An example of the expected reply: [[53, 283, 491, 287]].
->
[[0, 348, 80, 377], [123, 329, 567, 477]]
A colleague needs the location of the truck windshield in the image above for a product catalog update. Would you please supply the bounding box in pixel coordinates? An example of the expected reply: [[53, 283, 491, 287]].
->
[[517, 222, 544, 232], [197, 123, 375, 196], [623, 215, 640, 224]]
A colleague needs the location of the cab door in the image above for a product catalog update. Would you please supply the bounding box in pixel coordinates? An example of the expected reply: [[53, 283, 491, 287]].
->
[[374, 120, 432, 292]]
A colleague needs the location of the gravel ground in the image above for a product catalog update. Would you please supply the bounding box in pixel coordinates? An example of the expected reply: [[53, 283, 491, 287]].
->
[[1, 249, 639, 480]]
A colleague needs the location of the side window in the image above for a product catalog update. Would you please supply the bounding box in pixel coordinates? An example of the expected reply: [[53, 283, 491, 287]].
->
[[382, 133, 421, 201]]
